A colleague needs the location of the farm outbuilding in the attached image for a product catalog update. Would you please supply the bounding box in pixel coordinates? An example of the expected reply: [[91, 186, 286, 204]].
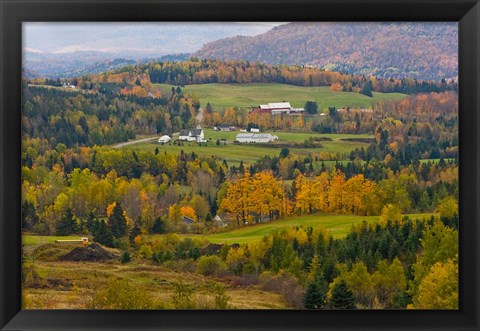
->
[[213, 215, 228, 227], [215, 124, 236, 132], [236, 133, 278, 143], [253, 102, 304, 115], [158, 135, 171, 143]]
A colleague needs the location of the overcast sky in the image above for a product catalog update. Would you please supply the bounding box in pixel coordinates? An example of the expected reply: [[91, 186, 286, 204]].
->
[[23, 22, 286, 55]]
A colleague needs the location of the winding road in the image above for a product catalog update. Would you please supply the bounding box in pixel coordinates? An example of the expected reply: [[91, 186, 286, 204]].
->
[[112, 107, 204, 149], [112, 136, 158, 148]]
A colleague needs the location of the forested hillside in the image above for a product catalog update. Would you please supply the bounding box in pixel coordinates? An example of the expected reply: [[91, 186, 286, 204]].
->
[[195, 22, 457, 80], [74, 58, 456, 97]]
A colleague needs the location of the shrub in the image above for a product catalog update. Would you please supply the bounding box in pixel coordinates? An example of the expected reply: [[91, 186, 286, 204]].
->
[[113, 237, 131, 250], [171, 281, 196, 309], [120, 251, 131, 264], [22, 260, 43, 288], [205, 281, 229, 309], [139, 244, 153, 259], [89, 278, 154, 309], [196, 255, 227, 277], [259, 270, 305, 309], [151, 217, 166, 234]]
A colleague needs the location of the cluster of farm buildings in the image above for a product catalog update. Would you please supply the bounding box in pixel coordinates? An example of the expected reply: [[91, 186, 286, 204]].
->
[[156, 101, 372, 145], [158, 126, 278, 144], [158, 127, 205, 143], [157, 101, 298, 145]]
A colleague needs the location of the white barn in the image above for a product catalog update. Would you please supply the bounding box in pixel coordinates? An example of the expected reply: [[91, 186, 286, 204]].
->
[[158, 135, 171, 143], [257, 102, 304, 115], [236, 133, 278, 143]]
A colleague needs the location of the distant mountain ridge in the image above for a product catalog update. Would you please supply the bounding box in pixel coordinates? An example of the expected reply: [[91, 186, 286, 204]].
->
[[23, 22, 280, 78], [24, 52, 191, 78], [194, 22, 458, 80]]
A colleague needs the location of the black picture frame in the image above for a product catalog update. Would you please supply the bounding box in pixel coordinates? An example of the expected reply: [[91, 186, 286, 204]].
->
[[1, 0, 479, 330]]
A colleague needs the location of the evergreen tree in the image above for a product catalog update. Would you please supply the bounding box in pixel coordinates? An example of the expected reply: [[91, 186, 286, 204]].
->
[[280, 148, 290, 158], [86, 211, 98, 234], [93, 220, 114, 247], [55, 208, 78, 236], [205, 213, 213, 224], [239, 160, 245, 174], [360, 81, 373, 97], [307, 254, 321, 282], [304, 280, 327, 309], [419, 191, 431, 212], [129, 225, 142, 245], [205, 102, 213, 114], [329, 280, 356, 309], [151, 217, 166, 234], [304, 101, 318, 114], [22, 201, 39, 230], [108, 203, 127, 238]]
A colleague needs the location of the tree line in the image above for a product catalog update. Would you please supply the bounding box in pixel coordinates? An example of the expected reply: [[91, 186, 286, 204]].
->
[[22, 84, 196, 149]]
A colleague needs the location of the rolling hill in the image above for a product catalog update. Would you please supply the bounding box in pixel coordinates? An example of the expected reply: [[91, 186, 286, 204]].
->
[[154, 83, 406, 111], [194, 22, 458, 80]]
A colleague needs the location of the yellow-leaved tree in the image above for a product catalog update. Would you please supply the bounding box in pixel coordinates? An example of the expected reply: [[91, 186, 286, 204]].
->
[[410, 257, 458, 309]]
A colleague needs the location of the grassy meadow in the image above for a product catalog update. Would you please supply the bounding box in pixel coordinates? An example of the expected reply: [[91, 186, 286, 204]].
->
[[124, 130, 374, 166], [155, 83, 406, 111], [24, 259, 288, 309], [24, 213, 434, 249], [145, 213, 434, 245]]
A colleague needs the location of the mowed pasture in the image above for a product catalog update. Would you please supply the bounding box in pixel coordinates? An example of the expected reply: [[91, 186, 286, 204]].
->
[[124, 130, 375, 166], [23, 213, 433, 249], [144, 213, 434, 245], [154, 83, 406, 111]]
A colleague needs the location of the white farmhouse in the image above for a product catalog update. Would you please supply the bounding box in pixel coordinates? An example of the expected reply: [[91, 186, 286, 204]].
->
[[178, 128, 205, 143], [158, 135, 171, 143], [236, 133, 278, 143]]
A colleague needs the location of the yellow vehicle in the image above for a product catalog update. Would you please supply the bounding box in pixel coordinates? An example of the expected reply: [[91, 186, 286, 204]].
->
[[55, 237, 89, 246]]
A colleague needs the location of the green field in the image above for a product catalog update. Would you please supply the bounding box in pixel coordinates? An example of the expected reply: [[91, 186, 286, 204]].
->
[[155, 83, 406, 111], [125, 130, 374, 166], [22, 213, 433, 248], [22, 235, 83, 246], [144, 213, 434, 245]]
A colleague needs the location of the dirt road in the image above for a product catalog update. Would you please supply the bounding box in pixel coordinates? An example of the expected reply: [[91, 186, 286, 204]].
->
[[112, 136, 158, 148]]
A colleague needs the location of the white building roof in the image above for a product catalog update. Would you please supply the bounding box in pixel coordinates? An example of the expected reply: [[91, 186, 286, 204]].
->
[[268, 102, 291, 109], [236, 133, 275, 139], [236, 133, 255, 138]]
